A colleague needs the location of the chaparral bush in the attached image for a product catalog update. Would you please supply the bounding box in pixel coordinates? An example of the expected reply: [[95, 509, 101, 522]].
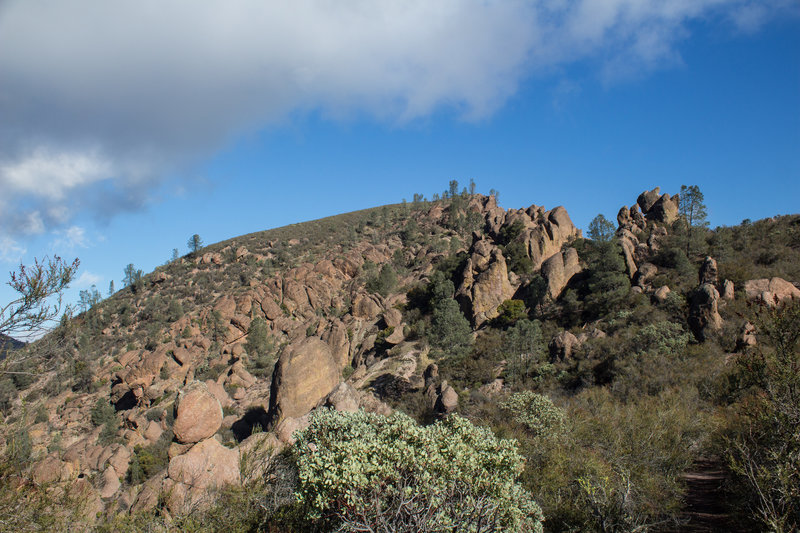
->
[[292, 408, 544, 532]]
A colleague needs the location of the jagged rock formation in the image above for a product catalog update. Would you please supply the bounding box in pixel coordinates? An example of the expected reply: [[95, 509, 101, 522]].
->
[[689, 283, 723, 342], [456, 235, 517, 327], [0, 193, 589, 523]]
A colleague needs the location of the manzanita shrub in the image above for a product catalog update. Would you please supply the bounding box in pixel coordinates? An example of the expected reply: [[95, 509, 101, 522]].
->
[[292, 408, 544, 532]]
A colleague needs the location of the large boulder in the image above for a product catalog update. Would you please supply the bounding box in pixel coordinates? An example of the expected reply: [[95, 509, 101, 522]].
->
[[637, 188, 662, 213], [267, 337, 340, 426], [688, 284, 723, 342], [541, 248, 581, 299], [744, 277, 800, 306], [647, 193, 679, 225], [172, 381, 223, 444], [166, 437, 240, 513]]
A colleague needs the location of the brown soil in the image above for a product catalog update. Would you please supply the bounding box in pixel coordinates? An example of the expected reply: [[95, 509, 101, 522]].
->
[[660, 458, 749, 532]]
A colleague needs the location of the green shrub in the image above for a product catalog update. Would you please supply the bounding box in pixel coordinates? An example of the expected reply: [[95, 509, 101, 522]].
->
[[90, 398, 116, 427], [500, 391, 565, 438], [293, 409, 544, 532]]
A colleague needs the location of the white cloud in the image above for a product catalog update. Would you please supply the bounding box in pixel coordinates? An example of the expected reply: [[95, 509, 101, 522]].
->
[[0, 147, 112, 200], [0, 0, 794, 234], [50, 225, 90, 250], [0, 236, 26, 264], [75, 270, 102, 288]]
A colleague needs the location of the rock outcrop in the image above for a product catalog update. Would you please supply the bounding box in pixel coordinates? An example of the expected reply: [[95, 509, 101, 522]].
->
[[456, 236, 516, 327], [549, 331, 580, 362], [172, 381, 223, 444], [541, 247, 581, 299], [688, 283, 723, 342], [744, 277, 800, 306], [267, 337, 340, 426], [165, 437, 240, 513]]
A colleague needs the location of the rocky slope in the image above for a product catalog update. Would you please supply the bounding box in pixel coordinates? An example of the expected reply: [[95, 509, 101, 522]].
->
[[2, 187, 798, 530], [0, 193, 583, 520]]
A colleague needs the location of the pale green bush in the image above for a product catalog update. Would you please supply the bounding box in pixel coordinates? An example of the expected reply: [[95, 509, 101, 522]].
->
[[293, 408, 544, 532], [500, 391, 565, 438]]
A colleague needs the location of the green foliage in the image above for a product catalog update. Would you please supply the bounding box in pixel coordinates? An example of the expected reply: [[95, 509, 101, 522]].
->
[[587, 214, 616, 243], [6, 429, 32, 469], [582, 241, 631, 320], [679, 184, 709, 256], [245, 317, 271, 356], [90, 398, 117, 427], [293, 409, 544, 532], [166, 299, 184, 322], [726, 300, 800, 532], [365, 263, 398, 297], [504, 240, 534, 275], [127, 431, 172, 485], [122, 263, 144, 292], [430, 298, 472, 353], [494, 299, 527, 328], [500, 391, 565, 438], [188, 233, 204, 254], [1, 255, 79, 344]]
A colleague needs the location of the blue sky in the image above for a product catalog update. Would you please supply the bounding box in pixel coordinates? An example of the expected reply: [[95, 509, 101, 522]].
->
[[0, 1, 798, 337]]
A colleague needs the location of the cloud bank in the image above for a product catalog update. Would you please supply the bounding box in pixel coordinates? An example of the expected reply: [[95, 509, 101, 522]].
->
[[0, 0, 792, 236]]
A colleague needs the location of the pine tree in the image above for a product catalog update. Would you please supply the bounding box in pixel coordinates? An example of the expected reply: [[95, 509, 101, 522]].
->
[[679, 185, 709, 256], [187, 234, 204, 255], [587, 214, 616, 243]]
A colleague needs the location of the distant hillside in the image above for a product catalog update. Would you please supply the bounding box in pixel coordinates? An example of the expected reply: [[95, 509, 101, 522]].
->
[[0, 333, 25, 360], [0, 185, 797, 532]]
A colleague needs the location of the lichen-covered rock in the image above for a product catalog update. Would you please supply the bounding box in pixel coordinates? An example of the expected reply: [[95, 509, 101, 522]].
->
[[267, 337, 340, 426], [172, 381, 223, 444]]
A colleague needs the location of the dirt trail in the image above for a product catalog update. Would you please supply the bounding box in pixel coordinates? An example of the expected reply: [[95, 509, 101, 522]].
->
[[670, 458, 746, 532]]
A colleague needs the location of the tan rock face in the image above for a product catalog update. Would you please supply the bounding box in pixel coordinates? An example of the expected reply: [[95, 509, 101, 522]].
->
[[352, 293, 382, 319], [321, 382, 360, 413], [744, 277, 800, 305], [166, 437, 240, 514], [541, 247, 581, 299], [688, 284, 723, 342], [167, 438, 240, 489], [267, 337, 340, 426], [653, 285, 671, 304], [699, 256, 719, 285], [457, 238, 516, 327], [172, 381, 223, 444]]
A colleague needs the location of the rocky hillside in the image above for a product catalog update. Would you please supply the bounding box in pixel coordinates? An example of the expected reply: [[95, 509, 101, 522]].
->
[[1, 187, 798, 532]]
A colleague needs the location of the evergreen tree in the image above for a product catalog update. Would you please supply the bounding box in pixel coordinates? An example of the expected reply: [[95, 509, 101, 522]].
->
[[108, 280, 114, 297], [187, 234, 204, 255], [171, 248, 180, 262], [122, 264, 143, 288], [679, 185, 709, 256], [587, 214, 616, 243]]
